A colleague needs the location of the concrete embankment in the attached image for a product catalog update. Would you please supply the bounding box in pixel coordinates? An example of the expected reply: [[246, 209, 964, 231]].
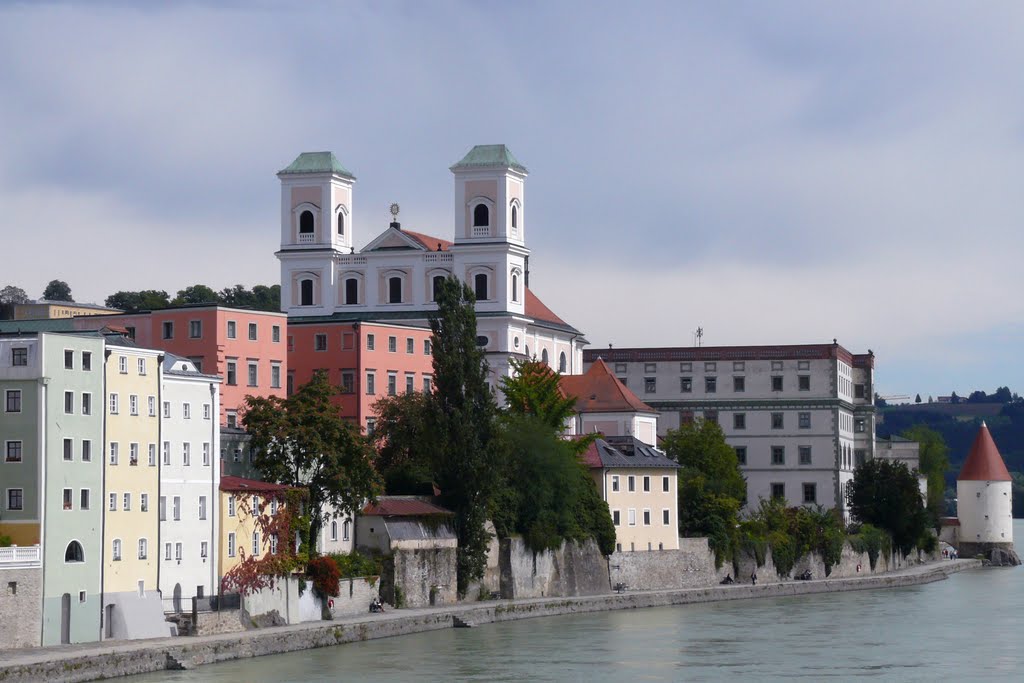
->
[[0, 559, 980, 683]]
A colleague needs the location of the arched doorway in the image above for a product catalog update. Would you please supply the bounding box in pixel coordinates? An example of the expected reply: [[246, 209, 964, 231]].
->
[[173, 583, 182, 613]]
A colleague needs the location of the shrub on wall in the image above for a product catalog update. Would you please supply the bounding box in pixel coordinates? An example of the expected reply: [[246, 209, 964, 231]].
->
[[307, 555, 341, 599], [0, 535, 11, 547], [329, 551, 383, 579]]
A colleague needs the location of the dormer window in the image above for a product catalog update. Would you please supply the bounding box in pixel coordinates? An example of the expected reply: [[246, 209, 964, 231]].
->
[[474, 273, 488, 301], [299, 210, 314, 234], [473, 204, 489, 227]]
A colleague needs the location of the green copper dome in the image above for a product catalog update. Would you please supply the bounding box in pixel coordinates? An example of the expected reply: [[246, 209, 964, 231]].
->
[[278, 151, 355, 179]]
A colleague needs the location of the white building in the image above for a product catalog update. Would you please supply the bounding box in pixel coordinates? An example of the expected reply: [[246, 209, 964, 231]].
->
[[158, 354, 221, 612], [584, 342, 876, 514], [274, 145, 586, 387], [875, 435, 927, 499], [955, 422, 1015, 559]]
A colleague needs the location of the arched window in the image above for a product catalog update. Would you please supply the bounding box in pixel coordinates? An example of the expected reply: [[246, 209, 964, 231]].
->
[[432, 275, 446, 302], [559, 352, 567, 373], [337, 212, 345, 236], [330, 520, 338, 541], [65, 540, 84, 563], [511, 273, 519, 303], [300, 279, 314, 306], [474, 273, 488, 301], [299, 210, 314, 234], [473, 204, 489, 227], [343, 519, 351, 541], [541, 349, 549, 366], [344, 278, 359, 305], [525, 345, 530, 359], [388, 276, 403, 304]]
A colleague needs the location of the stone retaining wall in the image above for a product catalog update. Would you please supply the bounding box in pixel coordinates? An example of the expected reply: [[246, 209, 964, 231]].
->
[[0, 560, 979, 683], [0, 567, 41, 649], [499, 537, 608, 599]]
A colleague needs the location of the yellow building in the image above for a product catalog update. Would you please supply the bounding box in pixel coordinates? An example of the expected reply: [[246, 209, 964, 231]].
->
[[219, 476, 294, 581], [101, 341, 168, 639], [14, 300, 121, 320]]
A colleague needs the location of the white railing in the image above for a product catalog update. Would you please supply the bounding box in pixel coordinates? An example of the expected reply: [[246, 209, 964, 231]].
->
[[424, 252, 453, 263], [0, 545, 41, 567], [297, 233, 316, 244], [338, 256, 367, 265], [472, 226, 490, 238]]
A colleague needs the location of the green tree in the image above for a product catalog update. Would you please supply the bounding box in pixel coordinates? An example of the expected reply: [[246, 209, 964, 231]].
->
[[371, 391, 438, 495], [428, 276, 500, 595], [847, 458, 928, 556], [42, 280, 73, 302], [0, 285, 28, 319], [915, 394, 922, 404], [242, 370, 382, 550], [901, 424, 950, 523], [104, 290, 171, 312], [171, 284, 219, 306], [500, 358, 578, 431], [218, 284, 282, 312], [661, 419, 746, 560]]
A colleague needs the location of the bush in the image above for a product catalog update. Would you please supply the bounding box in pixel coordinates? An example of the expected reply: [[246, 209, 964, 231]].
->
[[848, 523, 891, 570], [0, 535, 11, 548], [917, 532, 938, 554], [768, 530, 797, 577], [306, 555, 341, 599], [328, 551, 382, 579]]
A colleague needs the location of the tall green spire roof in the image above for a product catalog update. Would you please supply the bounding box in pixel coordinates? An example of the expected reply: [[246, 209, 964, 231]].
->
[[450, 144, 527, 173], [278, 151, 355, 179]]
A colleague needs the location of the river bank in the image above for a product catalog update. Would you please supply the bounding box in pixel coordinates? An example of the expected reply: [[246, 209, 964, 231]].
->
[[0, 558, 979, 683]]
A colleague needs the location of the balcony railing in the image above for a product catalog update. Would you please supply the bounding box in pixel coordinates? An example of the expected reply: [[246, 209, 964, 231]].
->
[[0, 545, 41, 567], [297, 233, 316, 244]]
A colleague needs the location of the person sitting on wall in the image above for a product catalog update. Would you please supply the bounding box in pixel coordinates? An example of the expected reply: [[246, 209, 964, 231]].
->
[[720, 574, 735, 585]]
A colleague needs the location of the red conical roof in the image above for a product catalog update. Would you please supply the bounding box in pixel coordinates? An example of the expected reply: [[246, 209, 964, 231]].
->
[[958, 422, 1011, 482]]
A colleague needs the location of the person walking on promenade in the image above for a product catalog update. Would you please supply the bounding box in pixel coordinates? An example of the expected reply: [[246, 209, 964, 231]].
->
[[751, 571, 757, 585]]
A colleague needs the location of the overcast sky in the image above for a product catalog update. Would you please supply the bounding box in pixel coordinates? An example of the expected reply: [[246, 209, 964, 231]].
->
[[2, 1, 1022, 400]]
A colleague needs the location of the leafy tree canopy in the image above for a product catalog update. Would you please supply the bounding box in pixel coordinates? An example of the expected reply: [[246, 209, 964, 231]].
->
[[171, 284, 220, 306], [499, 358, 578, 432], [847, 458, 928, 556], [105, 290, 171, 312], [371, 391, 438, 495], [42, 280, 73, 302], [0, 285, 28, 305], [242, 370, 382, 549], [900, 424, 950, 522]]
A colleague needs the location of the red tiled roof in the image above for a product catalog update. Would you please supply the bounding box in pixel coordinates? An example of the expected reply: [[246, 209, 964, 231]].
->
[[219, 476, 294, 493], [560, 358, 656, 414], [362, 497, 453, 517], [404, 230, 453, 252], [579, 440, 603, 468], [958, 422, 1011, 482], [525, 287, 567, 326]]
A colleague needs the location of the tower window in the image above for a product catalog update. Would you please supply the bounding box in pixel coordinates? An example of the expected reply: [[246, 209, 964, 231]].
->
[[344, 277, 358, 305], [299, 210, 314, 234], [300, 279, 314, 306], [474, 273, 488, 301], [388, 276, 403, 304], [473, 204, 489, 227], [511, 273, 519, 302], [337, 212, 344, 236], [65, 541, 84, 563], [432, 275, 446, 302], [511, 204, 518, 229]]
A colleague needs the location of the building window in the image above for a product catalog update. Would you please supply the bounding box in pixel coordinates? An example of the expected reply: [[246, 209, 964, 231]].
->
[[388, 276, 403, 304], [138, 538, 148, 560], [252, 532, 260, 557], [644, 377, 656, 393], [473, 203, 489, 227], [138, 357, 146, 375], [628, 475, 635, 492], [109, 442, 118, 465], [771, 413, 784, 429], [799, 412, 811, 429], [559, 352, 567, 373], [644, 363, 657, 373], [82, 440, 91, 461], [5, 390, 21, 413], [733, 376, 745, 392], [406, 337, 414, 354], [123, 492, 131, 511], [366, 372, 375, 395], [405, 374, 414, 394], [11, 347, 28, 366], [109, 492, 117, 511], [855, 418, 866, 433], [643, 476, 651, 492], [730, 413, 745, 430], [628, 509, 637, 527], [611, 475, 620, 492], [226, 361, 237, 386], [148, 396, 156, 417], [162, 321, 174, 340], [798, 375, 810, 391], [663, 509, 671, 525], [163, 401, 170, 418], [162, 442, 170, 465], [855, 449, 866, 467], [474, 273, 488, 301], [424, 339, 432, 355], [63, 349, 74, 370], [140, 493, 148, 512], [366, 418, 376, 437], [511, 273, 519, 302], [271, 364, 281, 389], [680, 377, 692, 393], [340, 370, 355, 393], [299, 210, 314, 234], [312, 333, 328, 352], [300, 279, 314, 306], [226, 411, 238, 428], [663, 476, 670, 492], [247, 362, 258, 387], [431, 275, 445, 302], [735, 446, 747, 465], [854, 384, 866, 399], [343, 520, 351, 541], [387, 372, 397, 396], [81, 351, 91, 370], [227, 320, 237, 339], [203, 403, 211, 420], [228, 533, 236, 558], [63, 391, 73, 414], [771, 483, 785, 500], [799, 446, 812, 465], [65, 541, 84, 563], [271, 325, 281, 343], [803, 483, 817, 504], [643, 509, 651, 526], [511, 204, 518, 230], [175, 543, 182, 561], [337, 211, 345, 235], [423, 375, 432, 393], [173, 496, 181, 521], [248, 322, 257, 341], [81, 489, 90, 510], [705, 377, 717, 393], [183, 443, 191, 466], [147, 443, 155, 467], [189, 320, 202, 339], [129, 395, 138, 416], [771, 446, 785, 465], [8, 488, 24, 511], [771, 376, 783, 391], [366, 333, 375, 350], [199, 496, 207, 520], [704, 410, 718, 425], [388, 336, 397, 353], [330, 520, 338, 541], [771, 361, 784, 371], [5, 441, 23, 462], [202, 442, 210, 466], [615, 363, 627, 373], [129, 443, 139, 466], [62, 438, 73, 461]]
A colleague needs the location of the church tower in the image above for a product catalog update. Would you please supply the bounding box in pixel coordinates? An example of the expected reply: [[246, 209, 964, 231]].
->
[[955, 422, 1020, 564], [449, 145, 529, 317], [276, 152, 355, 315]]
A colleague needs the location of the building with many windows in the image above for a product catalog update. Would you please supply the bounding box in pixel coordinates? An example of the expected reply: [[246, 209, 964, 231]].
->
[[584, 342, 876, 514], [218, 476, 294, 580]]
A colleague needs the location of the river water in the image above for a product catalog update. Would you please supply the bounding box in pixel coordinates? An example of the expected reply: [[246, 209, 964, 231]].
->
[[136, 521, 1024, 683]]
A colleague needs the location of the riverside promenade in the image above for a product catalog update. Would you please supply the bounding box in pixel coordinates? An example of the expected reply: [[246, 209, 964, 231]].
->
[[0, 559, 980, 683]]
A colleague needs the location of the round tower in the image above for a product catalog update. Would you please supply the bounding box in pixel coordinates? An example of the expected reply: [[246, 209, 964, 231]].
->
[[956, 422, 1019, 564]]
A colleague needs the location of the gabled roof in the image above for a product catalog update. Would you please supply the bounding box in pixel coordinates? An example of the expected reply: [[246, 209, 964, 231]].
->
[[220, 476, 293, 493], [278, 151, 355, 179], [958, 422, 1011, 482], [560, 358, 656, 415], [362, 497, 453, 517], [450, 144, 527, 173], [580, 437, 679, 470], [404, 230, 452, 252], [362, 226, 452, 254], [524, 287, 567, 327]]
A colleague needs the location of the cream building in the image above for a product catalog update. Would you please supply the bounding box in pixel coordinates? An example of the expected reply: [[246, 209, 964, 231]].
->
[[101, 340, 168, 639], [219, 476, 293, 580], [159, 354, 220, 613]]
